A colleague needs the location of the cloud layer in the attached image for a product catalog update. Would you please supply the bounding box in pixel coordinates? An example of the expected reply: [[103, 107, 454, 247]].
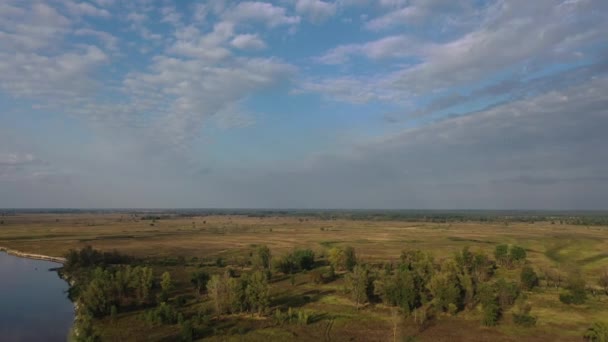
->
[[0, 0, 607, 208]]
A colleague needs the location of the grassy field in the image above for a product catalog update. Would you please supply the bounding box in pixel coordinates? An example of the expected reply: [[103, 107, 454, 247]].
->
[[1, 212, 608, 341]]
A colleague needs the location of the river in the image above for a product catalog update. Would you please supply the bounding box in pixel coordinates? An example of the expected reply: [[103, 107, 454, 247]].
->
[[0, 251, 74, 342]]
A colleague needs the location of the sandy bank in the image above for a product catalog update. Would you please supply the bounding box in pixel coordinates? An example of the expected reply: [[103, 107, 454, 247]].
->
[[0, 246, 66, 264]]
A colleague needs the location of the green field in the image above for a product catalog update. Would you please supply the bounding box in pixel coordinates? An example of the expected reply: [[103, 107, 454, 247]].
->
[[1, 211, 608, 341]]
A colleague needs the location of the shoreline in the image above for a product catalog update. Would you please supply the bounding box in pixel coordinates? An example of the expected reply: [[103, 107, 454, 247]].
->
[[0, 246, 66, 264]]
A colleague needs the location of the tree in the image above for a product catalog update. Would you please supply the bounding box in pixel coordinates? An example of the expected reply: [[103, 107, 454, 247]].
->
[[510, 245, 527, 265], [344, 246, 357, 272], [191, 270, 210, 295], [73, 313, 101, 342], [478, 282, 501, 326], [328, 247, 345, 271], [245, 270, 270, 314], [135, 267, 154, 305], [494, 244, 509, 267], [495, 278, 520, 309], [584, 322, 608, 342], [520, 266, 539, 290], [275, 254, 298, 274], [427, 272, 460, 313], [207, 274, 229, 314], [293, 249, 315, 270], [374, 267, 417, 313], [345, 264, 371, 307], [253, 245, 272, 271], [159, 271, 173, 301]]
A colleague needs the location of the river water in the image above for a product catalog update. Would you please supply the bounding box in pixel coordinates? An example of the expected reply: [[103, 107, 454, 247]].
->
[[0, 251, 74, 342]]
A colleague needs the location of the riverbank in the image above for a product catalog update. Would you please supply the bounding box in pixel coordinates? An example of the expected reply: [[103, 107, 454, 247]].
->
[[0, 246, 66, 264]]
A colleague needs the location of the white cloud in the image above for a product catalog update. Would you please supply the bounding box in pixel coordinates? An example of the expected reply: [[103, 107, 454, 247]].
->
[[295, 0, 337, 23], [74, 28, 118, 51], [160, 5, 181, 26], [225, 2, 300, 27], [365, 6, 423, 30], [0, 45, 108, 100], [316, 35, 420, 64], [235, 76, 608, 209], [0, 2, 70, 51], [231, 34, 267, 50], [310, 0, 608, 104], [64, 1, 110, 18], [365, 0, 478, 31], [169, 22, 234, 61], [122, 55, 295, 147]]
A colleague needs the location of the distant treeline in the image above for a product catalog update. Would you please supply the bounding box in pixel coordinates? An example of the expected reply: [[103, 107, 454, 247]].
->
[[2, 209, 608, 225]]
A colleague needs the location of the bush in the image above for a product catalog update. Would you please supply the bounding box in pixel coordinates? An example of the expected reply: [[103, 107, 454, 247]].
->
[[293, 249, 315, 270], [143, 302, 179, 325], [584, 321, 608, 341], [560, 277, 587, 304], [180, 320, 193, 342], [482, 303, 500, 326], [513, 313, 537, 327], [272, 307, 311, 326]]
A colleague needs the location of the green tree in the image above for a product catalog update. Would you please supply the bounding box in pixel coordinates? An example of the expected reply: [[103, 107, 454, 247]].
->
[[245, 270, 270, 314], [427, 272, 460, 313], [494, 244, 509, 267], [478, 282, 501, 326], [159, 271, 173, 302], [495, 278, 520, 309], [293, 249, 315, 270], [520, 266, 539, 290], [374, 267, 418, 313], [345, 264, 371, 307], [510, 245, 527, 265], [344, 246, 357, 272], [328, 247, 345, 271], [134, 266, 154, 305], [253, 245, 272, 271], [191, 270, 210, 295], [73, 313, 101, 342], [207, 274, 229, 314]]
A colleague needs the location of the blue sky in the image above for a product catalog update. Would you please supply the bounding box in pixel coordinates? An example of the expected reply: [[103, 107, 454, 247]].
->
[[1, 0, 607, 209]]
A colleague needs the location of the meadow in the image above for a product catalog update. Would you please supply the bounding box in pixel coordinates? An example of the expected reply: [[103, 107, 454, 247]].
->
[[1, 211, 607, 341]]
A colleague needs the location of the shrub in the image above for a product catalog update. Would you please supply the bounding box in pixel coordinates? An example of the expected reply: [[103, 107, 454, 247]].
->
[[560, 277, 587, 304], [513, 313, 537, 327], [482, 303, 500, 326], [143, 302, 179, 325], [584, 322, 608, 341], [180, 320, 193, 342]]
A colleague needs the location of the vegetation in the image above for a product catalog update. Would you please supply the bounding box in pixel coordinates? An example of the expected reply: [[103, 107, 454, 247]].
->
[[2, 211, 608, 341]]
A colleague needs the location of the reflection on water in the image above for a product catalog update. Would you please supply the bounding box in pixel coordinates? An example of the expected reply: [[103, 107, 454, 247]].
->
[[0, 251, 74, 342]]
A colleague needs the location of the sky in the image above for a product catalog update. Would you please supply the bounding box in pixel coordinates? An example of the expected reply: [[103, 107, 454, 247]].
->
[[0, 0, 607, 209]]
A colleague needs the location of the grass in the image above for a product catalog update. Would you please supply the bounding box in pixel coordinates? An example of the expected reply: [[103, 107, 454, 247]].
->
[[1, 213, 608, 341]]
